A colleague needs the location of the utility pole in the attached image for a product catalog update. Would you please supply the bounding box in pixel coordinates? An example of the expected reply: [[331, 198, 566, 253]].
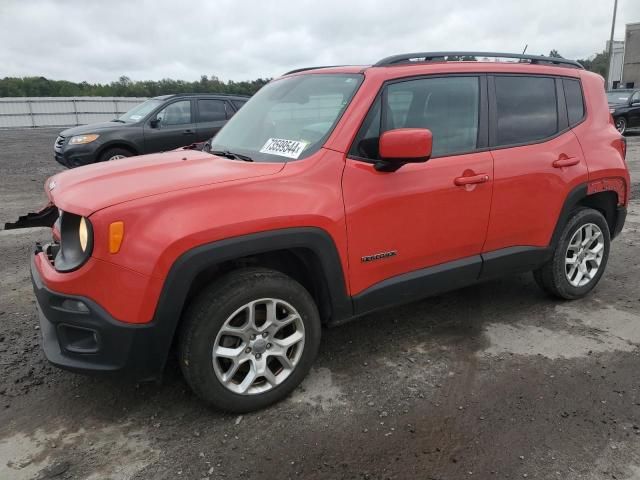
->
[[607, 0, 619, 89]]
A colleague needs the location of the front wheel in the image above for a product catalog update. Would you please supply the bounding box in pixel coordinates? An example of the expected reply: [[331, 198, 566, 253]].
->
[[615, 116, 627, 135], [533, 208, 610, 300], [99, 147, 132, 162], [178, 268, 321, 412]]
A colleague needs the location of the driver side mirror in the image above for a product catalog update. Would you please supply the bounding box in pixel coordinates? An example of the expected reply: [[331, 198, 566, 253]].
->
[[150, 118, 161, 128], [375, 128, 433, 172]]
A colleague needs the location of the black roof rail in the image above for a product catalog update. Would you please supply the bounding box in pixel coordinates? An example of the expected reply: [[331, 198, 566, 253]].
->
[[283, 65, 348, 75], [374, 52, 584, 69], [162, 93, 251, 98]]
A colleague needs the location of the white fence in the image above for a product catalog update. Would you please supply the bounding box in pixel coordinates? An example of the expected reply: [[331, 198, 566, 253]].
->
[[0, 97, 147, 128]]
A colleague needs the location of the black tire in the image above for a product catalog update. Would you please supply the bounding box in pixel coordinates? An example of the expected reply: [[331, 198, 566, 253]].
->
[[615, 116, 627, 135], [98, 147, 133, 162], [178, 267, 321, 412], [533, 208, 611, 300]]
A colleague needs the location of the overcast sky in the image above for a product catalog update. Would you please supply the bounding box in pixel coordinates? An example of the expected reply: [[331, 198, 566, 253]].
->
[[1, 0, 640, 83]]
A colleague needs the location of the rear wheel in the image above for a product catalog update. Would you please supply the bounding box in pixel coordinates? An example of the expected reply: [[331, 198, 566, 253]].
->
[[99, 147, 133, 162], [533, 208, 610, 299], [615, 116, 627, 135], [178, 268, 321, 412]]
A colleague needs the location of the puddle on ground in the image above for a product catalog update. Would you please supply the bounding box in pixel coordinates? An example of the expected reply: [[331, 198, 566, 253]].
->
[[482, 305, 640, 359], [289, 367, 347, 410], [0, 423, 159, 480]]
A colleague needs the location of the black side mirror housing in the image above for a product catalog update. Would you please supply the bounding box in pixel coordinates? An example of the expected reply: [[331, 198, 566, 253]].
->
[[150, 118, 160, 128]]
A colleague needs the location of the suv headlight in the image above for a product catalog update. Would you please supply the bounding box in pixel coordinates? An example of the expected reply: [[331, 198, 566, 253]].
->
[[68, 134, 99, 145], [54, 212, 93, 272]]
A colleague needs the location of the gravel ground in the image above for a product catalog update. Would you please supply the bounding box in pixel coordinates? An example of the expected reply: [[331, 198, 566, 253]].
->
[[0, 127, 639, 480]]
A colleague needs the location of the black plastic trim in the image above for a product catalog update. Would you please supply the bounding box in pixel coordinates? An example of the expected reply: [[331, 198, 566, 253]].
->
[[153, 227, 353, 345], [550, 183, 589, 247], [480, 246, 552, 279], [612, 206, 627, 239], [352, 256, 482, 316], [31, 255, 164, 380]]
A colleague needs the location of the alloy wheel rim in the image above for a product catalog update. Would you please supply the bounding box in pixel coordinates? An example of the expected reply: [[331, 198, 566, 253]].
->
[[108, 154, 126, 161], [615, 118, 626, 134], [212, 298, 305, 395], [564, 223, 605, 287]]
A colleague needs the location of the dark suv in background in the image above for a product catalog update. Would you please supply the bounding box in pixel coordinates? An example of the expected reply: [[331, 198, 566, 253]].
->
[[54, 93, 249, 167], [607, 88, 640, 134]]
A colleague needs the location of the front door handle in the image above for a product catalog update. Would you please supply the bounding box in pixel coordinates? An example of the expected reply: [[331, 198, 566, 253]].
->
[[552, 156, 580, 168], [454, 173, 490, 186], [182, 129, 194, 135]]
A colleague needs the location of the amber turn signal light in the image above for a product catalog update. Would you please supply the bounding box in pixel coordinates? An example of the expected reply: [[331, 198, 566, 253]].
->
[[109, 221, 124, 253]]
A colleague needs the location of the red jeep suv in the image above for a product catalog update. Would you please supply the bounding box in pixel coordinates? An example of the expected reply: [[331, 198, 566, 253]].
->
[[30, 52, 630, 412]]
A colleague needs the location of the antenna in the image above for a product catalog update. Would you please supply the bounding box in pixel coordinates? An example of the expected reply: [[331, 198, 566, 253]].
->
[[522, 44, 528, 54]]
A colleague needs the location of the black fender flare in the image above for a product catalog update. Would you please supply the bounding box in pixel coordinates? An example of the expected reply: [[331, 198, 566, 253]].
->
[[549, 183, 588, 248], [148, 227, 353, 375]]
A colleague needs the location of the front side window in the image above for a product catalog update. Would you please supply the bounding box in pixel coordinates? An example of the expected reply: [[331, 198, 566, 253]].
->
[[210, 74, 362, 162], [198, 99, 227, 122], [494, 76, 557, 146], [156, 100, 192, 126], [118, 99, 164, 123], [350, 76, 480, 159], [631, 91, 640, 105]]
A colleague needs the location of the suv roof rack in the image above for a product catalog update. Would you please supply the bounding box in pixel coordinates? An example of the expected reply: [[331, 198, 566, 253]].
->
[[283, 65, 350, 75], [374, 52, 584, 69]]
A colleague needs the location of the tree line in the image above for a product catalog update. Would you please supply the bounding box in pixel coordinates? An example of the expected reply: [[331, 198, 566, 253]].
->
[[0, 51, 612, 98], [0, 75, 270, 97]]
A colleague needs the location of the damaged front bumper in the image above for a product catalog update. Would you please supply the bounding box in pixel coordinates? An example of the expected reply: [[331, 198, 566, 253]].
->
[[4, 204, 58, 230]]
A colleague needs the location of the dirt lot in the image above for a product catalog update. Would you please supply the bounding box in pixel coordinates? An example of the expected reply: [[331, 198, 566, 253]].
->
[[0, 127, 639, 480]]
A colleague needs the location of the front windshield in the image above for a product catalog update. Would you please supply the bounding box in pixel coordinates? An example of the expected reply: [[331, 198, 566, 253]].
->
[[607, 91, 631, 104], [210, 74, 363, 162], [117, 99, 164, 123]]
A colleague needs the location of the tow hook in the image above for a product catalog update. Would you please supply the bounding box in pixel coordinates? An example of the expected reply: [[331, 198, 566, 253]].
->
[[4, 204, 58, 230]]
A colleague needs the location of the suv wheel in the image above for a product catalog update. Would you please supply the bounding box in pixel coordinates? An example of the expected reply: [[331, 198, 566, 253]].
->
[[99, 147, 132, 162], [178, 268, 321, 412], [533, 208, 610, 299], [615, 116, 627, 135]]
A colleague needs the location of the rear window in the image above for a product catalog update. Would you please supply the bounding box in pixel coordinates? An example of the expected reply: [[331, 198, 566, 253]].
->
[[563, 79, 585, 126], [231, 100, 247, 110], [494, 76, 558, 146], [198, 99, 227, 122]]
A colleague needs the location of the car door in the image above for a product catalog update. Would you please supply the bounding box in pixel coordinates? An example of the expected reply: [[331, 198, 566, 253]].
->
[[483, 75, 588, 260], [143, 99, 196, 153], [342, 75, 493, 307], [628, 90, 640, 127], [195, 98, 232, 142]]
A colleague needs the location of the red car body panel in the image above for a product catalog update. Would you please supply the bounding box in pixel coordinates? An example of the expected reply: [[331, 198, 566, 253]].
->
[[34, 61, 630, 328]]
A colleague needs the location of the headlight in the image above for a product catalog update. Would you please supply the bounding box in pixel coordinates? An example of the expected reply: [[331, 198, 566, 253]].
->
[[68, 134, 99, 145], [54, 212, 93, 272]]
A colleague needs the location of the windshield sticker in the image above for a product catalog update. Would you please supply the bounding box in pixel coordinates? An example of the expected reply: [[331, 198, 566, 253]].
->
[[129, 115, 142, 120], [259, 138, 309, 159]]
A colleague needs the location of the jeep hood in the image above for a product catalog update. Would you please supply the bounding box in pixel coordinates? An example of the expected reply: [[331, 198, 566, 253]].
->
[[46, 150, 284, 216]]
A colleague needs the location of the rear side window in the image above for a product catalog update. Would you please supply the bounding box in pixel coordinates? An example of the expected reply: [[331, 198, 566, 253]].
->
[[494, 76, 558, 146], [350, 76, 480, 159], [231, 100, 247, 110], [563, 79, 585, 126], [198, 99, 227, 122]]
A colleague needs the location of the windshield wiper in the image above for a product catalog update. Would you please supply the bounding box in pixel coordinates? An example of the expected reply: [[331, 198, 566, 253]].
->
[[111, 119, 126, 123], [210, 150, 253, 162]]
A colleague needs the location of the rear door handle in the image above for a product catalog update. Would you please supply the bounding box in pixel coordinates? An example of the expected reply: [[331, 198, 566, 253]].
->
[[552, 156, 580, 168], [454, 174, 490, 186]]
